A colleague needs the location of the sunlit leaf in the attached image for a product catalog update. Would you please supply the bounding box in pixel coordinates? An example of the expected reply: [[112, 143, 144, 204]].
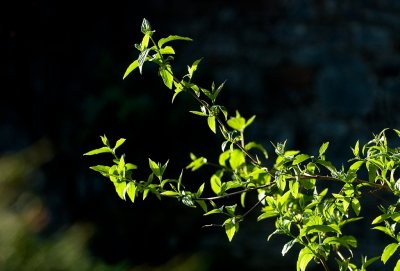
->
[[229, 149, 245, 170], [210, 174, 222, 195], [83, 147, 111, 156], [159, 64, 174, 89], [123, 60, 139, 79], [157, 35, 193, 48], [282, 239, 297, 256], [138, 48, 151, 74], [297, 247, 314, 271], [381, 243, 399, 264], [319, 142, 329, 157], [207, 116, 216, 133]]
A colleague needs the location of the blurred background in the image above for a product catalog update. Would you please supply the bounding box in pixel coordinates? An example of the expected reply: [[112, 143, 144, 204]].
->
[[1, 0, 400, 270]]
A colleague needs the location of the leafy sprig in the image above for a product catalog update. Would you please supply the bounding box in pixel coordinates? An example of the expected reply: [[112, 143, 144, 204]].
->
[[84, 18, 400, 271]]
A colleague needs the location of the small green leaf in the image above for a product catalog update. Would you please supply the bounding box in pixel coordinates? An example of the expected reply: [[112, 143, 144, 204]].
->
[[113, 138, 126, 151], [212, 80, 226, 103], [373, 226, 395, 237], [323, 236, 357, 249], [381, 243, 399, 264], [83, 146, 111, 156], [114, 181, 127, 200], [100, 135, 109, 146], [297, 247, 314, 271], [257, 210, 277, 221], [349, 160, 364, 172], [203, 207, 223, 216], [189, 110, 208, 117], [188, 58, 202, 79], [138, 48, 151, 74], [210, 174, 222, 195], [161, 191, 180, 197], [227, 113, 246, 131], [159, 46, 175, 55], [141, 18, 152, 35], [126, 182, 136, 203], [224, 218, 237, 242], [89, 165, 111, 176], [395, 259, 400, 271], [319, 142, 329, 157], [207, 116, 216, 133], [372, 214, 388, 224], [352, 140, 360, 157], [196, 200, 207, 212], [305, 224, 341, 235], [157, 35, 193, 48], [186, 155, 207, 171], [140, 34, 150, 50], [159, 64, 174, 89], [282, 239, 297, 256], [229, 149, 245, 170], [293, 154, 310, 165], [123, 60, 139, 79], [149, 158, 161, 178], [351, 198, 361, 216]]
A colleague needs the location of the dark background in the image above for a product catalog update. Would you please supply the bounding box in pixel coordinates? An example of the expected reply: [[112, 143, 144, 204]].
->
[[1, 1, 400, 270]]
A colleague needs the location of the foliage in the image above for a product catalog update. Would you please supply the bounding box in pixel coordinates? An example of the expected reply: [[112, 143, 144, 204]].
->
[[85, 18, 400, 271]]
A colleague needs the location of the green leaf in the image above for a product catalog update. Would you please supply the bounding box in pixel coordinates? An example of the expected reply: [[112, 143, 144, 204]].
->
[[89, 165, 111, 176], [372, 214, 389, 224], [126, 163, 137, 170], [196, 200, 207, 212], [316, 159, 337, 174], [297, 247, 314, 271], [395, 259, 400, 271], [282, 239, 297, 256], [229, 149, 245, 170], [149, 158, 161, 178], [197, 183, 205, 196], [351, 198, 361, 216], [140, 34, 150, 50], [352, 140, 360, 157], [83, 146, 111, 156], [319, 142, 329, 157], [293, 154, 310, 165], [126, 182, 136, 203], [186, 155, 207, 171], [323, 236, 357, 249], [227, 113, 246, 131], [219, 151, 230, 166], [305, 224, 341, 235], [100, 135, 109, 146], [117, 155, 125, 174], [381, 243, 399, 264], [349, 160, 364, 172], [123, 60, 139, 79], [225, 204, 237, 216], [161, 191, 180, 197], [113, 138, 126, 151], [188, 58, 202, 79], [141, 18, 152, 35], [203, 207, 223, 216], [210, 174, 222, 195], [373, 226, 394, 237], [157, 35, 193, 48], [159, 64, 174, 89], [224, 218, 237, 242], [159, 46, 175, 55], [257, 209, 278, 221], [138, 48, 151, 74], [207, 116, 216, 133], [114, 181, 127, 200]]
